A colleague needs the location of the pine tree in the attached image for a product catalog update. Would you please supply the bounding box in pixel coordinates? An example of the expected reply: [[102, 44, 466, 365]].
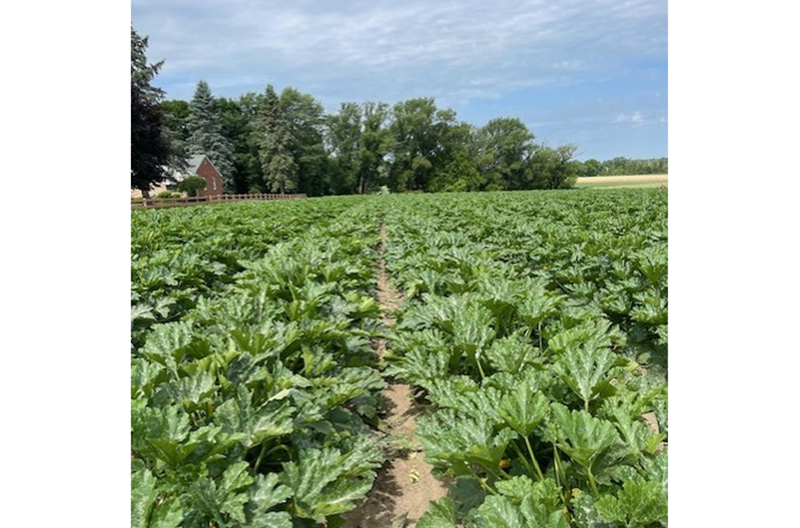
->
[[185, 81, 236, 190], [131, 27, 172, 197], [255, 85, 297, 194]]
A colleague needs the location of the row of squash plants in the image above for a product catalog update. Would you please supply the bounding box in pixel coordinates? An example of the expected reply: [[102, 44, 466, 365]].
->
[[132, 189, 668, 527], [132, 199, 391, 527], [131, 198, 360, 351], [381, 190, 668, 528]]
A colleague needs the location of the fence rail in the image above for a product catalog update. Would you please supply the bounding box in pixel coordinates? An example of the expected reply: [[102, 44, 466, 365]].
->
[[131, 193, 307, 210]]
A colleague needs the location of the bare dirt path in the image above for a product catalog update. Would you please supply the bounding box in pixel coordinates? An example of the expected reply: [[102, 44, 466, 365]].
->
[[342, 225, 449, 528]]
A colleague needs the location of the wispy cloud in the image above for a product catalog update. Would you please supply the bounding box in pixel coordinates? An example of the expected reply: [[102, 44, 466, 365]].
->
[[614, 110, 666, 127], [616, 111, 644, 125], [133, 0, 666, 101]]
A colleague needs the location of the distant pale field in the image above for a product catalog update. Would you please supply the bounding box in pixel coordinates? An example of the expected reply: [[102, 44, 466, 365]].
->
[[575, 174, 668, 189], [131, 184, 170, 198]]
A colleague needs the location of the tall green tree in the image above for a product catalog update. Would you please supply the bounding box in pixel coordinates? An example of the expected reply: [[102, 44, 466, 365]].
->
[[389, 98, 459, 191], [528, 144, 578, 189], [218, 94, 263, 193], [325, 101, 392, 194], [278, 88, 330, 196], [186, 81, 236, 190], [355, 102, 392, 194], [130, 27, 172, 197], [474, 117, 536, 190], [255, 85, 296, 194], [160, 100, 190, 171], [429, 147, 484, 192], [427, 120, 476, 191], [326, 102, 362, 194]]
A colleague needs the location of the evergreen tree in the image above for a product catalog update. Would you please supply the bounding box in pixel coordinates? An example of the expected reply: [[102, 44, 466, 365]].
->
[[130, 27, 172, 197], [218, 94, 264, 193], [160, 100, 190, 173], [255, 85, 297, 194], [185, 81, 236, 190]]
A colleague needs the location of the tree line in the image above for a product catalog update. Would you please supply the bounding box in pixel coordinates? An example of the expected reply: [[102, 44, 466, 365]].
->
[[569, 157, 668, 177], [132, 27, 666, 198], [159, 82, 583, 196]]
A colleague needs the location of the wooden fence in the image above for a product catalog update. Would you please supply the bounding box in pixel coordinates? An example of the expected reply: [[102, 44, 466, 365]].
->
[[131, 193, 307, 210]]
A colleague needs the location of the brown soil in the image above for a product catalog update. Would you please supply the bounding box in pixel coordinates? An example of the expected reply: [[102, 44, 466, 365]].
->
[[638, 366, 666, 454], [343, 225, 449, 528]]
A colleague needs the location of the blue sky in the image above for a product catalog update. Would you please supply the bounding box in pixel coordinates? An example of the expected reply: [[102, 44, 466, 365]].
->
[[132, 0, 667, 160]]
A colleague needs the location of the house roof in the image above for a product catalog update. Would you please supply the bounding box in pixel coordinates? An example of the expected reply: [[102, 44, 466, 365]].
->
[[167, 154, 217, 182], [186, 154, 206, 174]]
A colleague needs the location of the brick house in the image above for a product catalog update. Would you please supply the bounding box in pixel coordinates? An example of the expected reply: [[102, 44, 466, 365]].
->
[[179, 154, 224, 198], [130, 154, 225, 198]]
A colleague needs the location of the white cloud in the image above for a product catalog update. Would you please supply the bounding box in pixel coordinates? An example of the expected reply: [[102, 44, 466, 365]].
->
[[615, 111, 647, 126]]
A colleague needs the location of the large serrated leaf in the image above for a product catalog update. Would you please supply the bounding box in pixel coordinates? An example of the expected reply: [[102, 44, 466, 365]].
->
[[131, 468, 158, 528], [475, 495, 526, 528], [499, 379, 550, 437], [282, 444, 380, 522], [215, 385, 295, 448], [554, 345, 620, 410], [417, 497, 458, 528], [186, 462, 255, 526], [484, 335, 542, 374], [594, 480, 668, 528], [245, 473, 292, 519], [552, 404, 619, 472], [418, 410, 517, 474]]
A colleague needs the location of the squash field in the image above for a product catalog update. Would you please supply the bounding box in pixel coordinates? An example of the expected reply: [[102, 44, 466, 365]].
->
[[131, 189, 668, 528]]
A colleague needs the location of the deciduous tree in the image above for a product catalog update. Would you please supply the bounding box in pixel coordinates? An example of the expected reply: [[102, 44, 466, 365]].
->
[[130, 27, 172, 198], [356, 102, 392, 194], [528, 144, 578, 189], [389, 98, 459, 191], [475, 117, 536, 190], [279, 88, 329, 195]]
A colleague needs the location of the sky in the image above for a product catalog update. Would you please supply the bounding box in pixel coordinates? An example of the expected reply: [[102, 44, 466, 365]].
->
[[131, 0, 667, 160]]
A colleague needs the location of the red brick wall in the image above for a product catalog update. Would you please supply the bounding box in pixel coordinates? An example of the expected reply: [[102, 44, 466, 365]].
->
[[195, 158, 224, 197]]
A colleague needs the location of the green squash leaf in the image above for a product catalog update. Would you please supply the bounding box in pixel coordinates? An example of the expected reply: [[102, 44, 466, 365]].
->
[[499, 379, 550, 437], [552, 404, 619, 472], [417, 497, 458, 528], [595, 480, 668, 528]]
